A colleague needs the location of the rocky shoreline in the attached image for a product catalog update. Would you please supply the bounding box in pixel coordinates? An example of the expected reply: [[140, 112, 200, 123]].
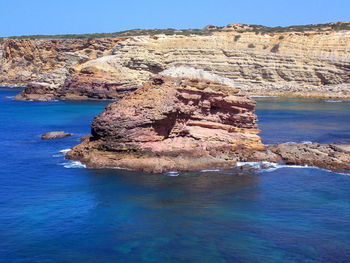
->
[[65, 75, 350, 173]]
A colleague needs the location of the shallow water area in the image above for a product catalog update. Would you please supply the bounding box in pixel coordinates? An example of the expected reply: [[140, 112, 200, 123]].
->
[[1, 89, 350, 262]]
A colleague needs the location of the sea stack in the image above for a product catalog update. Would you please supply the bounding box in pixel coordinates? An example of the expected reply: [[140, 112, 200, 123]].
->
[[66, 76, 278, 172]]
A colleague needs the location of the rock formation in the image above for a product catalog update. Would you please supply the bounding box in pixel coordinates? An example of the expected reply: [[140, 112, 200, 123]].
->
[[269, 143, 350, 172], [66, 75, 350, 173], [1, 22, 349, 100], [66, 76, 279, 172], [41, 131, 72, 140]]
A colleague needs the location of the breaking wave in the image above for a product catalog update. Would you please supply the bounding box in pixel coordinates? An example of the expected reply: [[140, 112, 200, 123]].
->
[[324, 100, 343, 103], [236, 161, 350, 175], [61, 161, 86, 169], [250, 95, 277, 98], [165, 171, 179, 177], [59, 149, 71, 155]]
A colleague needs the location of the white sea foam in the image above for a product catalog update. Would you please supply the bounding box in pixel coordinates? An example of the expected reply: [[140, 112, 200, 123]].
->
[[104, 166, 132, 171], [165, 171, 179, 177], [280, 141, 313, 144], [200, 169, 221, 172], [324, 100, 343, 103], [250, 95, 277, 98], [4, 96, 15, 99], [62, 161, 86, 169], [59, 149, 71, 155], [301, 141, 313, 144], [236, 161, 350, 175], [236, 161, 312, 172], [52, 154, 62, 158]]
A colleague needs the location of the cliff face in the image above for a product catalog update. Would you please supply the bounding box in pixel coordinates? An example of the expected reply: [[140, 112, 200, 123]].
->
[[107, 31, 350, 97], [1, 25, 350, 99], [112, 32, 350, 85], [67, 76, 277, 172], [0, 38, 123, 87]]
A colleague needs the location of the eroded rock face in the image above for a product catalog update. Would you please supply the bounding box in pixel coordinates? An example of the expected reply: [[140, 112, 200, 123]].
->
[[0, 38, 123, 88], [110, 32, 350, 98], [66, 76, 278, 172]]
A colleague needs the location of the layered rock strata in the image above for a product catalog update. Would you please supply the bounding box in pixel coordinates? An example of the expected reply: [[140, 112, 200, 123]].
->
[[66, 76, 278, 172], [1, 25, 349, 101], [0, 38, 123, 88]]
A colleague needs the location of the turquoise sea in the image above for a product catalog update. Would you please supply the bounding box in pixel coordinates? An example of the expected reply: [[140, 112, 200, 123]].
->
[[0, 88, 350, 263]]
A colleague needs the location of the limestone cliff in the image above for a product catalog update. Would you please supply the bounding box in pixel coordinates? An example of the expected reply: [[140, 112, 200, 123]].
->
[[1, 22, 349, 99]]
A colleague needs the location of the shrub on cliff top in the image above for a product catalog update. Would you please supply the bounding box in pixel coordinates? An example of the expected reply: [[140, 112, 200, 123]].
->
[[271, 44, 280, 53], [248, 43, 255, 48]]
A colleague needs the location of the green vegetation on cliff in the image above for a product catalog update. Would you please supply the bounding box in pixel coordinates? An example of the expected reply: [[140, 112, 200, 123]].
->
[[5, 28, 208, 40], [1, 22, 349, 40], [208, 21, 350, 33]]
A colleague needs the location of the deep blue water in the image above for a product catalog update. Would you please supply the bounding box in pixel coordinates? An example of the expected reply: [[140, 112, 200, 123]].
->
[[0, 88, 350, 263]]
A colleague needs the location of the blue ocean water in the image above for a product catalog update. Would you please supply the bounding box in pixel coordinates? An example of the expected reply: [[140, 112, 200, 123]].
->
[[0, 88, 350, 263]]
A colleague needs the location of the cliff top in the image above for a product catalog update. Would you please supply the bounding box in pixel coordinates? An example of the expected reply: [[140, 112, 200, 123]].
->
[[1, 21, 349, 41]]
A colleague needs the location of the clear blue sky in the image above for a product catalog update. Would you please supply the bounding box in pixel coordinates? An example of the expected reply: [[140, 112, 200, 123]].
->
[[1, 0, 349, 37]]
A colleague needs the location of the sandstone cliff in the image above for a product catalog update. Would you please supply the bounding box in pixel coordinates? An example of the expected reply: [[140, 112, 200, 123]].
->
[[1, 22, 349, 99]]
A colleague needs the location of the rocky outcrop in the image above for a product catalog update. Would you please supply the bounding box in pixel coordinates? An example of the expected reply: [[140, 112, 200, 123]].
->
[[15, 82, 58, 101], [66, 75, 350, 173], [41, 131, 72, 140], [66, 76, 279, 172], [2, 23, 350, 100], [269, 143, 350, 172]]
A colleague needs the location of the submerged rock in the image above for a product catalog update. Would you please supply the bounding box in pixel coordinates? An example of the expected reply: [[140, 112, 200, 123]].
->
[[41, 131, 73, 140], [66, 76, 278, 172]]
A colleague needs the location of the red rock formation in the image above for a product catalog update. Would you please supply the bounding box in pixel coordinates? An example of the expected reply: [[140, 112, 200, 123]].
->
[[67, 76, 278, 172], [57, 71, 139, 100], [14, 72, 140, 101]]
